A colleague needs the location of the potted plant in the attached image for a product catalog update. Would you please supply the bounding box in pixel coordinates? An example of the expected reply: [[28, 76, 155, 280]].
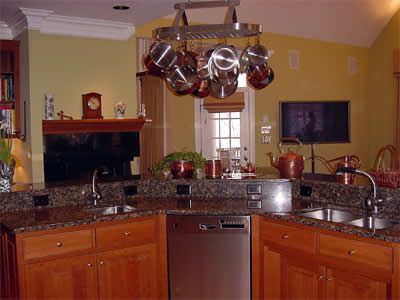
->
[[0, 121, 16, 192], [150, 151, 206, 179]]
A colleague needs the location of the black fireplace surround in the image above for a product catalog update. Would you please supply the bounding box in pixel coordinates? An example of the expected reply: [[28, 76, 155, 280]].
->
[[43, 132, 140, 184]]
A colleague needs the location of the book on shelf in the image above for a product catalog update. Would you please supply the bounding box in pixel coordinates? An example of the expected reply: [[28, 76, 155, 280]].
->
[[0, 75, 14, 102]]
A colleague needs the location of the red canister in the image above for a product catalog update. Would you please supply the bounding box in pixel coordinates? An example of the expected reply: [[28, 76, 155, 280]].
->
[[205, 160, 222, 179]]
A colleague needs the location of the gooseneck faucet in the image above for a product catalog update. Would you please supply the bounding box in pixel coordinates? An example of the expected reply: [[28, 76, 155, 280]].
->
[[90, 168, 102, 206], [336, 167, 382, 214]]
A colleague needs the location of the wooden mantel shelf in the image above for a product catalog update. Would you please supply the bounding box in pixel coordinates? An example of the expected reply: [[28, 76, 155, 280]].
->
[[42, 118, 148, 135]]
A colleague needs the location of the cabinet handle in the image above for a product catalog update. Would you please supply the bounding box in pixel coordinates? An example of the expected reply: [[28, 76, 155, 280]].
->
[[281, 234, 289, 239], [88, 264, 93, 267], [56, 242, 63, 247], [318, 275, 325, 280], [99, 261, 105, 265], [347, 249, 356, 255], [326, 277, 333, 281], [124, 231, 131, 236]]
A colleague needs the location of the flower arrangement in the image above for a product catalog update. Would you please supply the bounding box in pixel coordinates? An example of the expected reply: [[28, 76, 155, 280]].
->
[[115, 101, 126, 119], [0, 121, 13, 166]]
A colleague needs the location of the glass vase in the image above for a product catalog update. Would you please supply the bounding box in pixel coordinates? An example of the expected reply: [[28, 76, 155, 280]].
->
[[0, 160, 15, 192]]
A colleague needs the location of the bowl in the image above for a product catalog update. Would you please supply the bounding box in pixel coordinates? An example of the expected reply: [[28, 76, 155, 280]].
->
[[171, 160, 194, 179]]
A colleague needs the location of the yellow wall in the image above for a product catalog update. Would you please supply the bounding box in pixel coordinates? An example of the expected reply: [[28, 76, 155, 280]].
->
[[21, 30, 137, 183], [12, 8, 400, 183], [137, 19, 371, 173], [367, 9, 400, 166]]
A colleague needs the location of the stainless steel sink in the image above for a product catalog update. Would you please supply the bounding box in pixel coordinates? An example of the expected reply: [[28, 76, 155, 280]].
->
[[85, 205, 137, 215], [298, 208, 361, 223], [345, 216, 396, 230]]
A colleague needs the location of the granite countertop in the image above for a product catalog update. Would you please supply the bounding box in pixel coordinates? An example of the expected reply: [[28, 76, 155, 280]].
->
[[2, 196, 400, 244]]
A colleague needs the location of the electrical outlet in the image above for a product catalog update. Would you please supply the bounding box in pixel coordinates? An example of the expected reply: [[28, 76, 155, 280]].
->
[[246, 184, 262, 195], [300, 185, 312, 197], [33, 194, 49, 207], [177, 184, 191, 195], [123, 185, 137, 196]]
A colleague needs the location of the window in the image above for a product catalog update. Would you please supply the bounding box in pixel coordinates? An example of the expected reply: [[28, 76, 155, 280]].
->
[[195, 87, 255, 171]]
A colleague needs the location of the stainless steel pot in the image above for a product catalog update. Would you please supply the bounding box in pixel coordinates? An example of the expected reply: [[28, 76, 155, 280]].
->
[[209, 61, 239, 85], [145, 41, 177, 72], [210, 44, 239, 72], [209, 79, 238, 99], [239, 46, 251, 73], [247, 44, 269, 66], [166, 65, 200, 95]]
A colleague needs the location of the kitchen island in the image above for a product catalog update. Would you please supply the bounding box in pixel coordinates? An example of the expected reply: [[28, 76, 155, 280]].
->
[[1, 177, 400, 299]]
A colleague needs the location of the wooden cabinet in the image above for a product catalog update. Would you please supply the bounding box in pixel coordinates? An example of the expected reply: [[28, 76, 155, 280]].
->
[[0, 40, 20, 136], [24, 254, 98, 299], [97, 244, 158, 299], [2, 215, 168, 299], [252, 216, 395, 300]]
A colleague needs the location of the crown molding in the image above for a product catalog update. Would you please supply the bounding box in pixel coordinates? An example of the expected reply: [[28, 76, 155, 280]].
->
[[0, 22, 13, 40], [5, 8, 135, 41]]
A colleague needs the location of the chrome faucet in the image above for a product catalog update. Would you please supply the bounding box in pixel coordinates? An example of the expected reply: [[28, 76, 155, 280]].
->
[[336, 167, 383, 214], [90, 168, 102, 206]]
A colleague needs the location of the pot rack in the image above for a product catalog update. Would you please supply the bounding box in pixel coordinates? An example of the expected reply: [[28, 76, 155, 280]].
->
[[153, 0, 262, 41]]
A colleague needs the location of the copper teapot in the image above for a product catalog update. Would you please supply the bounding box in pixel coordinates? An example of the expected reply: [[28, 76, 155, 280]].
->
[[267, 138, 305, 179]]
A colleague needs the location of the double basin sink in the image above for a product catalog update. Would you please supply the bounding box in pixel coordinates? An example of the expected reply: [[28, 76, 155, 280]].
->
[[297, 208, 396, 230]]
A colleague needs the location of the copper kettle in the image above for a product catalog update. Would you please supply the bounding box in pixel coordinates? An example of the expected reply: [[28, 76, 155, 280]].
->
[[267, 138, 305, 179]]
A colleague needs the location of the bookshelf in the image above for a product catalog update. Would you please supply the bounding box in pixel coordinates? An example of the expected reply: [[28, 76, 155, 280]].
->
[[0, 40, 20, 137]]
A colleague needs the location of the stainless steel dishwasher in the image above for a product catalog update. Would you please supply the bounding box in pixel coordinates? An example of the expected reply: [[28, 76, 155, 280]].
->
[[167, 215, 251, 299]]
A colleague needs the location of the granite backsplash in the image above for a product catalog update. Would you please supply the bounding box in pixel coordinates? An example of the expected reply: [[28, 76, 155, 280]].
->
[[1, 178, 400, 216]]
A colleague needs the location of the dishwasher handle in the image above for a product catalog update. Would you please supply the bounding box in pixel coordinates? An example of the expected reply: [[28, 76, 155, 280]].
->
[[199, 224, 217, 230]]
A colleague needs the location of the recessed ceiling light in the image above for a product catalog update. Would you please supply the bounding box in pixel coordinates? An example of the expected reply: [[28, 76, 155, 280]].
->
[[113, 5, 130, 10]]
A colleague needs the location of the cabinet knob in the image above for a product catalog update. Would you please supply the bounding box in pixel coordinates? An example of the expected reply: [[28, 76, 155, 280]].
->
[[347, 249, 356, 255], [56, 242, 63, 247], [124, 231, 131, 236], [326, 277, 333, 281], [281, 234, 289, 239], [88, 263, 93, 267], [99, 261, 105, 265], [318, 275, 325, 280]]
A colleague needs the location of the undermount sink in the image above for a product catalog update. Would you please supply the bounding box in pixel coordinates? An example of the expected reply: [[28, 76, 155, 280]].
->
[[85, 205, 137, 215], [345, 216, 396, 230], [298, 208, 361, 223], [298, 208, 396, 230]]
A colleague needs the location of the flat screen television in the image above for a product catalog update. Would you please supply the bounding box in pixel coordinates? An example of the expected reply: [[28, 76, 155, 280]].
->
[[280, 100, 350, 144]]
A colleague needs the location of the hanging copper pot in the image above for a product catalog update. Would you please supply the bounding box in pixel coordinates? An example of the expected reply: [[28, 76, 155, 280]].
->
[[267, 137, 305, 179]]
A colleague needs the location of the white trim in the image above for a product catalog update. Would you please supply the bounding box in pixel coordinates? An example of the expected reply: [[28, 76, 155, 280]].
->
[[163, 80, 167, 156], [6, 8, 135, 41], [194, 98, 203, 154]]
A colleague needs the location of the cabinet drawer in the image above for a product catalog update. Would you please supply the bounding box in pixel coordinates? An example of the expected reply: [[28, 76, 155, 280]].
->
[[319, 234, 392, 272], [23, 230, 93, 260], [261, 221, 316, 253], [96, 220, 155, 249]]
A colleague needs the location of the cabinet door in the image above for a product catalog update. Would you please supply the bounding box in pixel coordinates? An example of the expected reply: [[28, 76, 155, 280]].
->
[[263, 245, 319, 300], [24, 254, 98, 299], [325, 267, 388, 300], [282, 255, 319, 299], [97, 243, 158, 299]]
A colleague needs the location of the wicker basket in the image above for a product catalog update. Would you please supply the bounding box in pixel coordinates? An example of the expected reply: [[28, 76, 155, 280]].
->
[[367, 145, 400, 187]]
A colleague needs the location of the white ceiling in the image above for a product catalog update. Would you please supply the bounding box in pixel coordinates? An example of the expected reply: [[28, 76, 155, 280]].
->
[[1, 0, 399, 47]]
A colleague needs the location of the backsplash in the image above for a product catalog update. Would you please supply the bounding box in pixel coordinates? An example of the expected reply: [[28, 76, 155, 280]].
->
[[1, 178, 400, 215]]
